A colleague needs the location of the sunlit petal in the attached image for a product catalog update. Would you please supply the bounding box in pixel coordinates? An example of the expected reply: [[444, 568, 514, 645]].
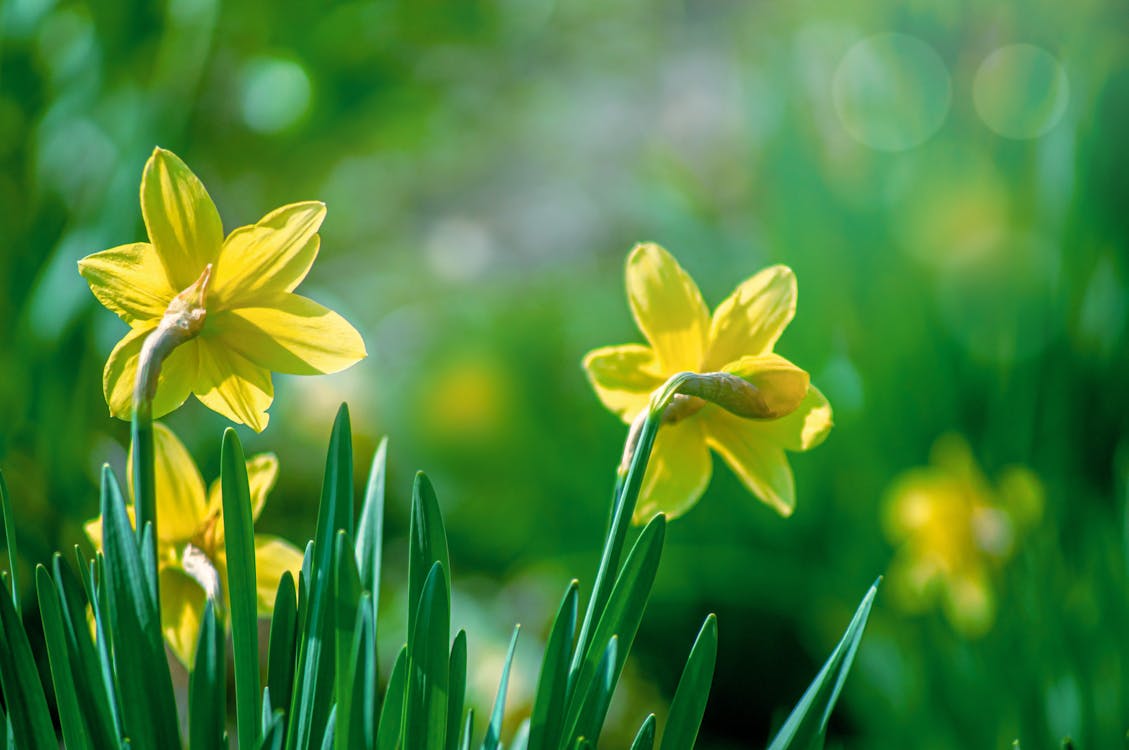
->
[[704, 265, 796, 369], [195, 341, 274, 432], [141, 148, 224, 290], [78, 243, 176, 325], [209, 293, 366, 376], [704, 410, 796, 516], [103, 328, 199, 421], [633, 418, 712, 524], [210, 201, 326, 307], [253, 535, 304, 613], [582, 344, 664, 423], [746, 386, 833, 452], [625, 243, 710, 372], [159, 567, 207, 665]]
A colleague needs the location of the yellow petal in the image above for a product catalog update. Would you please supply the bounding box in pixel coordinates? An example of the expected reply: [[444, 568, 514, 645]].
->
[[206, 453, 280, 527], [195, 341, 274, 432], [704, 410, 796, 516], [721, 353, 810, 419], [633, 418, 712, 524], [745, 386, 833, 452], [582, 344, 664, 422], [103, 328, 200, 420], [209, 293, 367, 376], [253, 535, 304, 613], [703, 265, 796, 370], [625, 243, 710, 372], [78, 243, 176, 325], [141, 148, 224, 291], [210, 202, 326, 307], [158, 566, 207, 665], [125, 422, 207, 543]]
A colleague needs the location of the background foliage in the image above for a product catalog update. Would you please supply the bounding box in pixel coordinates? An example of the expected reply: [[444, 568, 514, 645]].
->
[[1, 0, 1127, 747]]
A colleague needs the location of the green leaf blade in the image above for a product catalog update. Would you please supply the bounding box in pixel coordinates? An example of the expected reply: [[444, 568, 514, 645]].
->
[[659, 614, 717, 750]]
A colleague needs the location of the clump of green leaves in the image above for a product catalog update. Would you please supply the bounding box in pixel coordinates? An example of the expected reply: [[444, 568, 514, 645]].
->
[[0, 403, 876, 749]]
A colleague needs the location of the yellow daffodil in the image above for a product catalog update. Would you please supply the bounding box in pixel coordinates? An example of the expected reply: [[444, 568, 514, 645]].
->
[[583, 243, 833, 522], [84, 422, 303, 664], [78, 147, 366, 432], [883, 434, 1043, 637]]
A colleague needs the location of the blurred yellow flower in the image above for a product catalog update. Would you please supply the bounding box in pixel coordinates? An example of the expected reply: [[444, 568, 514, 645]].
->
[[583, 243, 833, 522], [78, 147, 366, 432], [883, 434, 1043, 637], [84, 423, 303, 664]]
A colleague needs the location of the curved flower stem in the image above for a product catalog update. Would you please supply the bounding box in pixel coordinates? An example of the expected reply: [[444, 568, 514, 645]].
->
[[569, 371, 695, 682]]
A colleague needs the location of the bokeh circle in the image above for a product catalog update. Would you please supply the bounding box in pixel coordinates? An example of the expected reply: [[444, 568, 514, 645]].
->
[[973, 44, 1069, 139], [832, 33, 952, 151]]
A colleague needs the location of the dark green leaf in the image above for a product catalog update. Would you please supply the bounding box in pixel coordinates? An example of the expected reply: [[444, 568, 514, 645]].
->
[[446, 629, 468, 750], [267, 571, 298, 726], [408, 473, 450, 653], [571, 636, 618, 746], [343, 594, 377, 750], [333, 532, 362, 750], [356, 436, 387, 606], [407, 561, 450, 750], [629, 715, 656, 750], [659, 614, 717, 750], [528, 580, 578, 750], [0, 471, 18, 611], [376, 645, 408, 750], [481, 625, 520, 750], [0, 570, 56, 749], [35, 565, 91, 750], [189, 600, 226, 750]]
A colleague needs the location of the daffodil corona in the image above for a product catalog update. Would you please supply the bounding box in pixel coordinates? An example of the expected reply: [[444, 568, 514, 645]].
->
[[85, 423, 302, 664], [583, 243, 833, 522], [79, 147, 367, 432]]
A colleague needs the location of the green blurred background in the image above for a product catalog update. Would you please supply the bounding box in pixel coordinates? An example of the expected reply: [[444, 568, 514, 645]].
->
[[2, 0, 1128, 747]]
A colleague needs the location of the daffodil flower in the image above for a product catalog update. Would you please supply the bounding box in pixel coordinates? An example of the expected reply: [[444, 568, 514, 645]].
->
[[883, 434, 1043, 637], [78, 147, 366, 432], [583, 243, 833, 522], [84, 423, 303, 664]]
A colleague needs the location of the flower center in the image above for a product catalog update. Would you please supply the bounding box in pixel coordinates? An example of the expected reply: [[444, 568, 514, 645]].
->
[[181, 542, 222, 609]]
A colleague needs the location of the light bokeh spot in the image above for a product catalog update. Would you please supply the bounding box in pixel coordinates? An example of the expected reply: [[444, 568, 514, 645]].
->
[[832, 33, 951, 151], [973, 44, 1069, 139], [240, 57, 312, 134]]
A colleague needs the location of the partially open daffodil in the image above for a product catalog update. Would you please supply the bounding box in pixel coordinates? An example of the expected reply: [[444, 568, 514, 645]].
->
[[883, 434, 1043, 637], [84, 422, 303, 664], [583, 243, 832, 522], [79, 147, 366, 432]]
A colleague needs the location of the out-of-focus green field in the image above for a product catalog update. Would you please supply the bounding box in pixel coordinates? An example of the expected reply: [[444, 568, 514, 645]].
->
[[2, 0, 1127, 747]]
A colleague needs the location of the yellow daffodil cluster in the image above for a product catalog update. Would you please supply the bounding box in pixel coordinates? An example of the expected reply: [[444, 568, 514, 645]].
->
[[85, 422, 302, 664], [883, 434, 1043, 637], [583, 243, 833, 522]]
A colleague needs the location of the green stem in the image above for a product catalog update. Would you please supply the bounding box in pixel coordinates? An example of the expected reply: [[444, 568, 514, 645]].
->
[[570, 372, 695, 684]]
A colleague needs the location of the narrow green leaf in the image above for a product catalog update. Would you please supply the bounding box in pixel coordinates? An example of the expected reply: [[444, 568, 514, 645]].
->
[[407, 561, 450, 750], [376, 645, 408, 750], [89, 554, 123, 738], [333, 531, 362, 750], [189, 600, 226, 750], [320, 706, 337, 750], [659, 614, 717, 750], [565, 515, 665, 742], [766, 579, 880, 750], [222, 428, 262, 750], [629, 715, 656, 750], [261, 712, 286, 750], [528, 581, 578, 750], [35, 565, 92, 750], [407, 473, 450, 652], [100, 466, 180, 749], [481, 625, 521, 750], [510, 720, 530, 750], [267, 571, 298, 726], [312, 404, 355, 581], [356, 436, 388, 605], [0, 577, 56, 749], [50, 554, 119, 746], [572, 636, 618, 746], [458, 709, 474, 750], [263, 688, 275, 739], [0, 471, 18, 611], [343, 595, 377, 750], [446, 629, 468, 750]]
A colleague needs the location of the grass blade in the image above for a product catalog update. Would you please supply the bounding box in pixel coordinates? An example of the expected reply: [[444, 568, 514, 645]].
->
[[510, 719, 530, 750], [407, 561, 450, 750], [343, 594, 377, 750], [267, 571, 298, 726], [446, 629, 468, 750], [313, 405, 355, 582], [35, 565, 91, 750], [0, 571, 56, 749], [458, 709, 474, 750], [0, 472, 18, 611], [571, 636, 618, 747], [189, 600, 226, 750], [356, 436, 388, 607], [222, 428, 263, 750], [528, 580, 578, 750], [376, 645, 408, 750], [659, 614, 717, 750], [766, 578, 880, 750], [481, 625, 521, 750], [408, 473, 450, 653], [629, 715, 656, 750], [333, 531, 362, 750]]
